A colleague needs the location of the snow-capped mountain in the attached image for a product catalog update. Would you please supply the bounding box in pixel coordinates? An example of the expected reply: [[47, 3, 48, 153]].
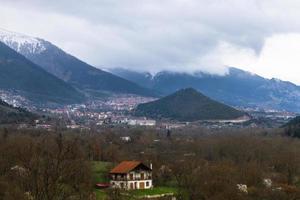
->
[[0, 41, 85, 105], [0, 28, 156, 97], [0, 28, 46, 55]]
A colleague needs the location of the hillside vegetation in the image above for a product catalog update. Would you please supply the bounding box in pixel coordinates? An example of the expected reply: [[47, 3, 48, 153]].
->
[[134, 88, 245, 121], [0, 100, 36, 124], [282, 116, 300, 138], [1, 127, 300, 200]]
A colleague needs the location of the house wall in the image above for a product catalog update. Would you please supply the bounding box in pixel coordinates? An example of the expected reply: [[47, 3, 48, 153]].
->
[[111, 180, 153, 190], [110, 170, 153, 190]]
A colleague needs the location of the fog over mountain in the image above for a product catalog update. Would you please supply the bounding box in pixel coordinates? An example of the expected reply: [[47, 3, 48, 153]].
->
[[2, 1, 300, 83], [110, 67, 300, 113]]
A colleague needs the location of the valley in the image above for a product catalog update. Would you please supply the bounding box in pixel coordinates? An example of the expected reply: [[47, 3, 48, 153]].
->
[[1, 88, 295, 132], [1, 25, 300, 200]]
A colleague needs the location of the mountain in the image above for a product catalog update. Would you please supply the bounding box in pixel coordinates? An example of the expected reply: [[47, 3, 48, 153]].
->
[[0, 29, 156, 97], [109, 68, 155, 89], [0, 41, 85, 104], [0, 100, 37, 124], [282, 116, 300, 138], [110, 68, 300, 113], [134, 88, 246, 121]]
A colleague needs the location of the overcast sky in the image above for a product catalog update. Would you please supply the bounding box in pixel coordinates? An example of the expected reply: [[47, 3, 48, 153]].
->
[[1, 0, 300, 84]]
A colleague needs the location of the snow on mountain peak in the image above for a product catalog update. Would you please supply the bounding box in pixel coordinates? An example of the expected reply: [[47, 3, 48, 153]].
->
[[0, 28, 46, 54]]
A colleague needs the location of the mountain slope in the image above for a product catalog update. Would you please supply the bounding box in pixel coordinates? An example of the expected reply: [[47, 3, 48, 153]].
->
[[134, 88, 245, 121], [0, 42, 85, 104], [0, 29, 156, 97], [0, 100, 37, 124], [109, 68, 155, 89], [111, 68, 300, 113]]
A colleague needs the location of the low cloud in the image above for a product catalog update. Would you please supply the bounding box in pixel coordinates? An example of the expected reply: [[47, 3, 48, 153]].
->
[[1, 0, 300, 79]]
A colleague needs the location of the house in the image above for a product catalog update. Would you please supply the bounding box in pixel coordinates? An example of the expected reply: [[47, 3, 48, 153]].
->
[[110, 161, 153, 190]]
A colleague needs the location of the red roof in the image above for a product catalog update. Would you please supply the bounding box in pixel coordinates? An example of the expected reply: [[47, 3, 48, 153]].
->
[[110, 161, 150, 174], [95, 183, 110, 188]]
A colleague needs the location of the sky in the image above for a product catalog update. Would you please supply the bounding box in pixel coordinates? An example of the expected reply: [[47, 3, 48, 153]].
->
[[1, 0, 300, 84]]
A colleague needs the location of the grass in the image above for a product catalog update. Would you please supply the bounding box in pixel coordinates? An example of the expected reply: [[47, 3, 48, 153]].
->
[[92, 161, 112, 200], [128, 187, 177, 197], [95, 189, 107, 200], [92, 161, 112, 183]]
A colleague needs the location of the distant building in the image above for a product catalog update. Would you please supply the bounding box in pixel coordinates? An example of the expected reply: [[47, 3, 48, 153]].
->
[[66, 125, 80, 129], [128, 119, 156, 126], [120, 136, 131, 142], [110, 161, 153, 190]]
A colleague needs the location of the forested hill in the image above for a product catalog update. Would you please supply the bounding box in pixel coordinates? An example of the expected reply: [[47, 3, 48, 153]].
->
[[134, 88, 246, 122], [0, 100, 37, 124]]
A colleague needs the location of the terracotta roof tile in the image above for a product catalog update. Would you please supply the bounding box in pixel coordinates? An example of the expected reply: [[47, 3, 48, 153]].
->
[[110, 161, 145, 174]]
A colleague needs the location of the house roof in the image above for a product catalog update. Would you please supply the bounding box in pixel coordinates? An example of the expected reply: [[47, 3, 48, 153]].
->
[[110, 161, 151, 174]]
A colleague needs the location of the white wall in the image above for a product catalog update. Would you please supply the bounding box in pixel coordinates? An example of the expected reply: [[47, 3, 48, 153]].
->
[[110, 170, 153, 190]]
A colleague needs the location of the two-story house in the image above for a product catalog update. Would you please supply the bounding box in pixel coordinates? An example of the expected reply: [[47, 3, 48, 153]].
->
[[110, 161, 153, 190]]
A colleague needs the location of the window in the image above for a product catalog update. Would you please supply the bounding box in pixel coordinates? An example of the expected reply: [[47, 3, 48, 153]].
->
[[146, 181, 149, 187]]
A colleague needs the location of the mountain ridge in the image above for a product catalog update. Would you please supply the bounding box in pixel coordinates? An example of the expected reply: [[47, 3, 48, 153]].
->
[[0, 28, 46, 55], [0, 29, 157, 98], [110, 67, 300, 113], [0, 41, 85, 105]]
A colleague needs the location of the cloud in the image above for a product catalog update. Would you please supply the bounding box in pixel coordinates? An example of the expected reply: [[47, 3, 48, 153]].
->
[[2, 0, 300, 81], [247, 34, 300, 84]]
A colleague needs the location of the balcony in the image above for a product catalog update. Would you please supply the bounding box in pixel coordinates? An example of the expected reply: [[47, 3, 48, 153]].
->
[[111, 176, 152, 181]]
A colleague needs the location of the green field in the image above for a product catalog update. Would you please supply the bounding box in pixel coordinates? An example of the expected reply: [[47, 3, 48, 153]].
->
[[128, 187, 177, 196], [95, 189, 108, 200], [92, 161, 111, 200], [92, 161, 112, 183]]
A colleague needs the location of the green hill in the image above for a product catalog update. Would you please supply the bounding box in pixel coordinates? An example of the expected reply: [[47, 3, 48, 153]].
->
[[0, 100, 37, 124], [134, 88, 245, 122], [0, 42, 85, 104]]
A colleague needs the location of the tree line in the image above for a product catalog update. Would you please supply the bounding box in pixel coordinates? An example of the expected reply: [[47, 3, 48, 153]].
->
[[0, 126, 300, 199]]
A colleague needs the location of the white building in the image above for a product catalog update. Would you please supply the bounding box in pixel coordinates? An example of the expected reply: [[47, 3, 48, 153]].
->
[[110, 161, 153, 190], [128, 119, 156, 126], [120, 136, 131, 142]]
